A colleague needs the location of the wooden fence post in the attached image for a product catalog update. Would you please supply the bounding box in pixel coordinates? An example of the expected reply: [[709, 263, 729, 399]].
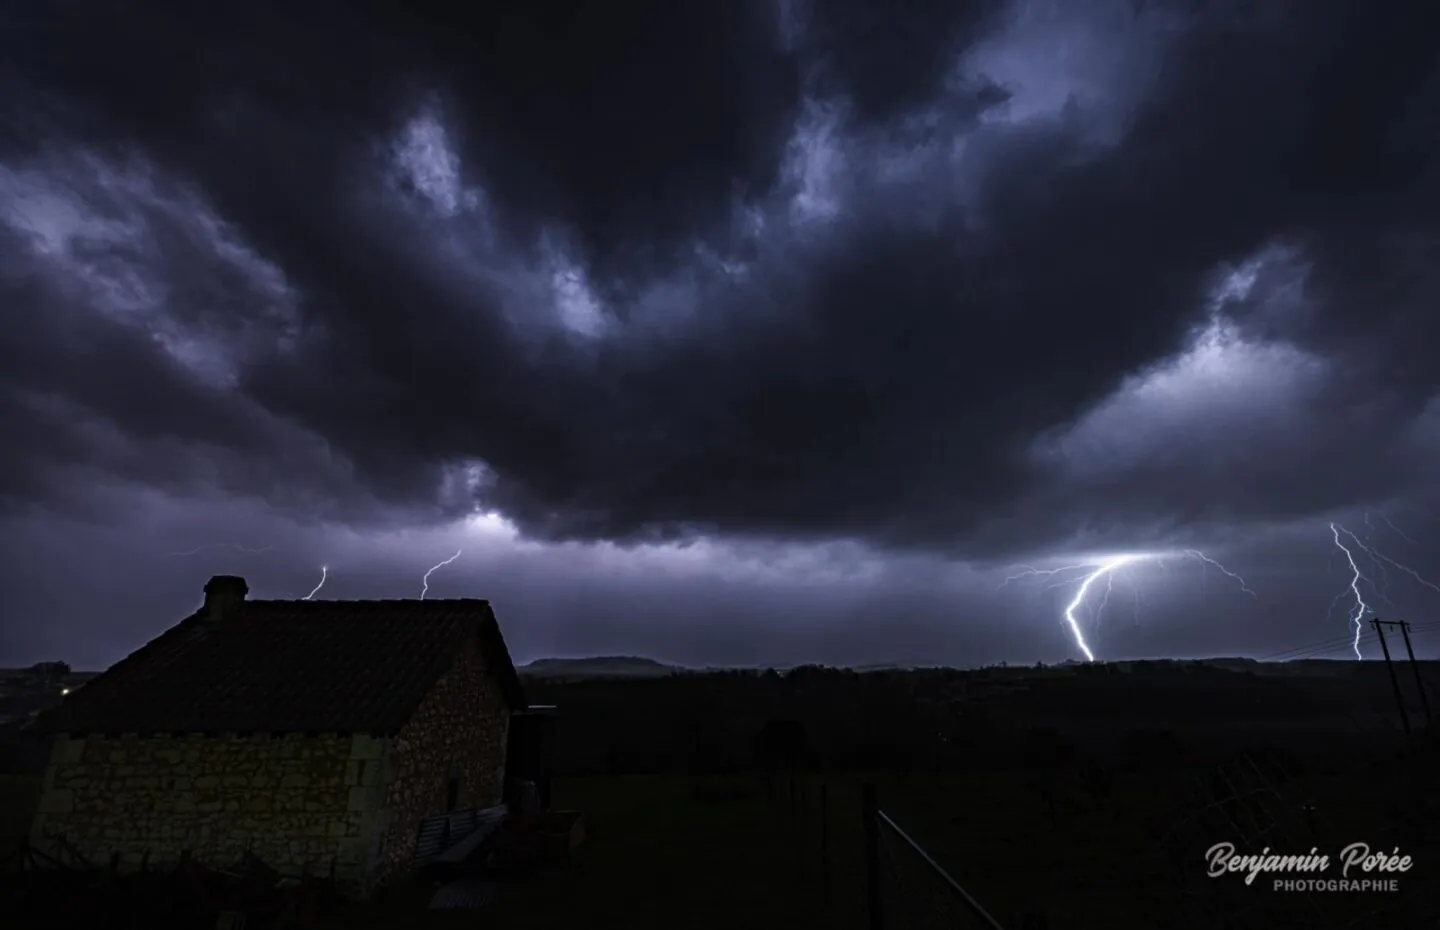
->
[[862, 782, 883, 930], [820, 782, 831, 925]]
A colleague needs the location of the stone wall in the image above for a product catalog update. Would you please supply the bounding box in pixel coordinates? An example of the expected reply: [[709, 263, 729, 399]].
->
[[373, 633, 511, 885], [31, 732, 392, 891]]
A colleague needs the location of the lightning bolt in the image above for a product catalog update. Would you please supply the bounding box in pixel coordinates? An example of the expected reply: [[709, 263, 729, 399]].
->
[[1003, 549, 1258, 663], [1061, 556, 1138, 663], [1327, 524, 1369, 660], [1328, 519, 1440, 659], [303, 566, 328, 600], [420, 549, 463, 600], [168, 543, 274, 557]]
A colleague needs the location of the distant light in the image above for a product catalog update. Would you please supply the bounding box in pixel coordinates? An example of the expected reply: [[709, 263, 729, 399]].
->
[[61, 687, 70, 696]]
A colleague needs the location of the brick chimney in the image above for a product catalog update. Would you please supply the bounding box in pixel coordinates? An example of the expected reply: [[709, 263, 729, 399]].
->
[[202, 575, 249, 622]]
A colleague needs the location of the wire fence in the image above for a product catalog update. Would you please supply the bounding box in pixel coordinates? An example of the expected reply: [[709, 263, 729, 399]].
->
[[861, 783, 1012, 930]]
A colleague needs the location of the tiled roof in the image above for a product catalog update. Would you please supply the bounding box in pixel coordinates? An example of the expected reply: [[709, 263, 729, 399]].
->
[[35, 597, 525, 735]]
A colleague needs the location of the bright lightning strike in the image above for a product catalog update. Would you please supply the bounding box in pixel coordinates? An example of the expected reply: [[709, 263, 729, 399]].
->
[[1327, 524, 1369, 660], [1328, 519, 1440, 660], [420, 549, 463, 600], [303, 566, 328, 601], [1002, 549, 1258, 663], [1062, 555, 1138, 663]]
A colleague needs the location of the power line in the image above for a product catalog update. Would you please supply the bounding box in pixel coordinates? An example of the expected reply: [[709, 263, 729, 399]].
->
[[1257, 621, 1440, 662]]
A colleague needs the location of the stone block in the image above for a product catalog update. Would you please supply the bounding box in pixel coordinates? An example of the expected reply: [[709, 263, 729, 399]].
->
[[349, 735, 386, 761], [36, 789, 74, 813], [346, 787, 370, 812], [54, 736, 87, 765], [335, 838, 362, 864]]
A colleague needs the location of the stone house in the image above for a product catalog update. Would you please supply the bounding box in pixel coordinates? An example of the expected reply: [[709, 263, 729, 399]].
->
[[29, 575, 525, 896]]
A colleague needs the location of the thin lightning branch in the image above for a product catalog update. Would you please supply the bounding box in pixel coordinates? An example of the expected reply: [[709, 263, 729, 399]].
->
[[1347, 523, 1397, 605], [1327, 523, 1370, 660], [1366, 547, 1440, 594], [1364, 550, 1397, 608], [303, 566, 328, 601], [168, 543, 274, 557], [999, 564, 1094, 591], [1183, 550, 1259, 598], [1378, 513, 1418, 546], [420, 549, 463, 600], [1094, 572, 1121, 631], [1338, 526, 1440, 595]]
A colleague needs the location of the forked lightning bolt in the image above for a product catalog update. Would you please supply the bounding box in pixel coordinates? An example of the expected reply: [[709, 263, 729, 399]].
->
[[303, 566, 328, 600], [420, 549, 463, 600], [1002, 549, 1258, 663], [1328, 518, 1440, 659], [1061, 556, 1138, 663]]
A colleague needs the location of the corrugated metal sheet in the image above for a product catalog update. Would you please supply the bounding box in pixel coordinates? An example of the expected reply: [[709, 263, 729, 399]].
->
[[411, 803, 508, 869], [447, 809, 477, 836], [413, 816, 449, 866]]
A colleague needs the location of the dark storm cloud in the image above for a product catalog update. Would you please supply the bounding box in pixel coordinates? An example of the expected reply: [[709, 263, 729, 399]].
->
[[1, 0, 1438, 561], [794, 0, 1007, 122], [6, 0, 806, 279]]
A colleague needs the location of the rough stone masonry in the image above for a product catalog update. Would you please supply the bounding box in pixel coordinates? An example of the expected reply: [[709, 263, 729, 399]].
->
[[30, 635, 510, 895], [32, 731, 391, 889]]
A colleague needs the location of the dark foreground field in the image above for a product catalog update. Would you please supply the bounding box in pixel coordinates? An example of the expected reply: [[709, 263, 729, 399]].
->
[[6, 659, 1439, 929], [320, 757, 1440, 930]]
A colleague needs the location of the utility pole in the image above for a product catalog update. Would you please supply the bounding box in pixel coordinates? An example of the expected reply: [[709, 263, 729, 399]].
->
[[1395, 620, 1435, 730], [1371, 619, 1412, 738]]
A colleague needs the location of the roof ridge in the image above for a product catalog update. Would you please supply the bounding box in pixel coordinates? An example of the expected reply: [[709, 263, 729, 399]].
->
[[246, 597, 492, 605], [34, 599, 523, 734]]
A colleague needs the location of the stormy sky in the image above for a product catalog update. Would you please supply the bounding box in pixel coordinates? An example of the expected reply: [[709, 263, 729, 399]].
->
[[2, 0, 1439, 670]]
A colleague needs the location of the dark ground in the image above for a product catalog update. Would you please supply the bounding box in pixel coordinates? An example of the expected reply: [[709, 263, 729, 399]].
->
[[4, 659, 1439, 928]]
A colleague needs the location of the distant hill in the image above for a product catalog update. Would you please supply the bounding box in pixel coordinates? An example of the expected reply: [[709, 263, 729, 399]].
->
[[518, 656, 681, 679], [516, 654, 1438, 681]]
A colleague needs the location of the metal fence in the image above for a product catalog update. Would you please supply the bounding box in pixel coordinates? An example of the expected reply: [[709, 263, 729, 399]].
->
[[861, 783, 1010, 930]]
